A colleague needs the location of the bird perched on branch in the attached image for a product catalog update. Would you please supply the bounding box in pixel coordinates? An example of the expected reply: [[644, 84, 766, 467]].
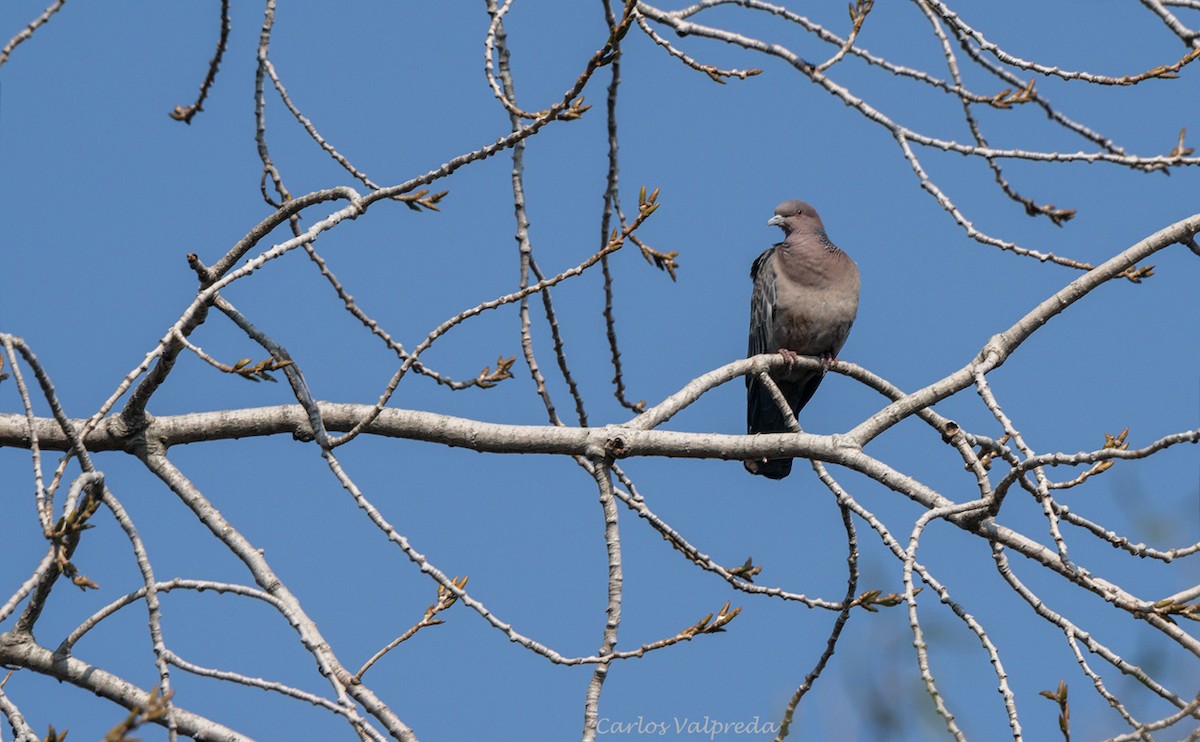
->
[[745, 200, 860, 479]]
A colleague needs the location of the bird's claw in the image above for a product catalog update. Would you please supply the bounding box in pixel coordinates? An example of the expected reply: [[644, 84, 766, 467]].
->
[[779, 349, 801, 367]]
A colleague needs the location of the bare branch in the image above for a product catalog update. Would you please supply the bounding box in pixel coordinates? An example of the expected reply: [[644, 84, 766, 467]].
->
[[0, 0, 67, 70], [0, 633, 246, 740], [168, 0, 230, 124]]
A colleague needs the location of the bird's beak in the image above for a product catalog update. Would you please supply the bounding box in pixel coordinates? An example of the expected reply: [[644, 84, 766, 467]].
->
[[767, 215, 783, 228]]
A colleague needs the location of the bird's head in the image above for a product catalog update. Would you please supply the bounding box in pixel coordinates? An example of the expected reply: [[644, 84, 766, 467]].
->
[[768, 200, 824, 235]]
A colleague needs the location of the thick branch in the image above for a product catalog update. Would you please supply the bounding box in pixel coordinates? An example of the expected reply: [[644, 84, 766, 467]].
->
[[847, 213, 1200, 445], [0, 633, 245, 740], [0, 400, 835, 461]]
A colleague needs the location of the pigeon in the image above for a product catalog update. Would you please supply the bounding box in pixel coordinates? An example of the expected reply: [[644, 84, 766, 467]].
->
[[745, 200, 860, 479]]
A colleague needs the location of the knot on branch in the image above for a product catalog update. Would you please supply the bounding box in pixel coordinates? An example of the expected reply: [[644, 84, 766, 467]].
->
[[109, 412, 154, 455], [977, 338, 1008, 370], [940, 420, 962, 445], [601, 426, 630, 459]]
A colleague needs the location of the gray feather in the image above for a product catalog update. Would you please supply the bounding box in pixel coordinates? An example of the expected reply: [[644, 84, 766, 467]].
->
[[745, 200, 860, 480]]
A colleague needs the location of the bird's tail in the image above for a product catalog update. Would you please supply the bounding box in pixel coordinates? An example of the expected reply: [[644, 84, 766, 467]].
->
[[744, 373, 823, 480], [743, 455, 792, 479]]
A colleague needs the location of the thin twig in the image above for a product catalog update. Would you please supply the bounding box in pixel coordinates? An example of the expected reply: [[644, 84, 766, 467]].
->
[[0, 0, 68, 70], [169, 0, 230, 123]]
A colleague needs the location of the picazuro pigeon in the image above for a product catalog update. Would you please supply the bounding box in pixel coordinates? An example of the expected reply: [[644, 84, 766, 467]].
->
[[745, 200, 860, 479]]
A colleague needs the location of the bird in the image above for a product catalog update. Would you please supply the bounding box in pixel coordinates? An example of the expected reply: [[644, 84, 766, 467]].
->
[[745, 200, 860, 479]]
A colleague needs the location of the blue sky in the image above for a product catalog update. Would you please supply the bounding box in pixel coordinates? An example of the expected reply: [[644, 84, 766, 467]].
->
[[1, 2, 1197, 740]]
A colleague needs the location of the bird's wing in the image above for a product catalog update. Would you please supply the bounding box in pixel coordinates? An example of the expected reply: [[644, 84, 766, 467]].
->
[[747, 246, 777, 361]]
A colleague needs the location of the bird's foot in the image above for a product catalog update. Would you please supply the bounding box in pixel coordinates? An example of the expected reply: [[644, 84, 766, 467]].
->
[[779, 348, 801, 367], [819, 352, 839, 373]]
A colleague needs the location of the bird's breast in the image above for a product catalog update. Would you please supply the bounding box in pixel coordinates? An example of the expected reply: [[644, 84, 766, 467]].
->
[[771, 281, 859, 355]]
